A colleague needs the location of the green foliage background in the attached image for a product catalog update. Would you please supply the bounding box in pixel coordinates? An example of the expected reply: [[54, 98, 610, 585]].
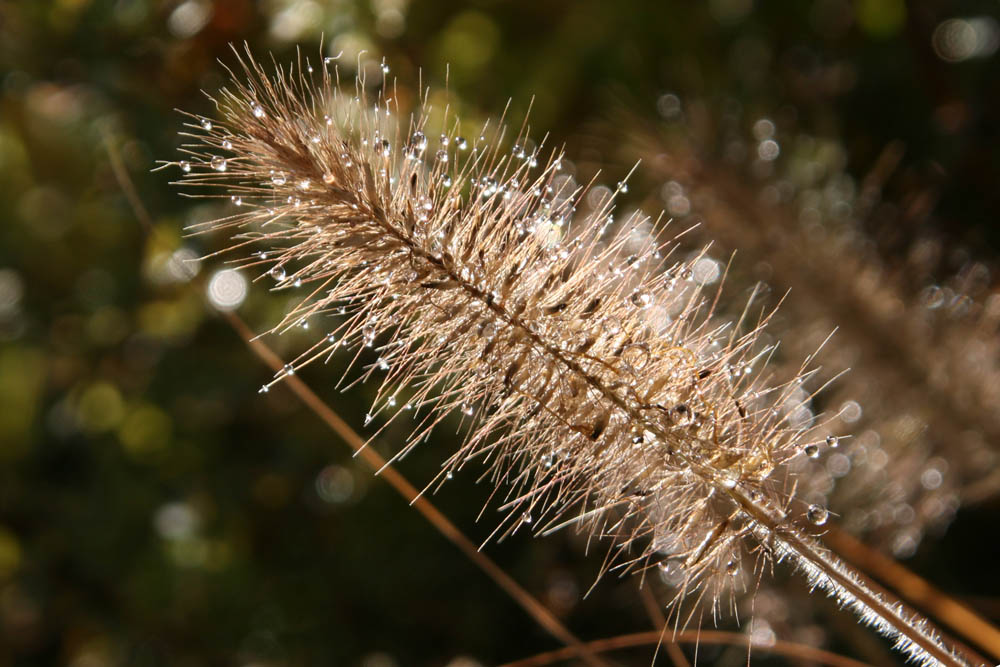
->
[[0, 1, 998, 665]]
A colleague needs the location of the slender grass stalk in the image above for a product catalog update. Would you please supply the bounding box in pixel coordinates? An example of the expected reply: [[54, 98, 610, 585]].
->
[[168, 47, 982, 667], [499, 629, 875, 667]]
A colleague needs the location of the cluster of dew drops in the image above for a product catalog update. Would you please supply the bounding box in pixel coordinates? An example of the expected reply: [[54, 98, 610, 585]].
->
[[197, 79, 591, 431]]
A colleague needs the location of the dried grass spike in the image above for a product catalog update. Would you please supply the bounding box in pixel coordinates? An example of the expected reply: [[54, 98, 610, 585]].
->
[[169, 46, 978, 667]]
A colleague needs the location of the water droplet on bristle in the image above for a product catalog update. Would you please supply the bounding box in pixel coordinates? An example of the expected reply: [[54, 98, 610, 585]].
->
[[282, 363, 295, 376], [658, 560, 685, 586], [362, 324, 376, 346], [826, 435, 839, 448], [630, 291, 652, 309], [270, 171, 287, 186], [479, 321, 496, 340], [804, 443, 820, 459], [201, 118, 212, 131], [456, 137, 468, 150], [252, 104, 265, 118], [269, 266, 286, 281], [179, 161, 191, 173], [807, 504, 829, 525], [210, 156, 227, 172]]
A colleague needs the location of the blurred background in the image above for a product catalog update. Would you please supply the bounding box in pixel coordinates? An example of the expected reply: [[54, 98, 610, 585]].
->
[[1, 0, 1000, 665]]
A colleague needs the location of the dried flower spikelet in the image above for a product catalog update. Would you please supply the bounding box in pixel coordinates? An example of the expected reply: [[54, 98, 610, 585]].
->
[[174, 50, 837, 615]]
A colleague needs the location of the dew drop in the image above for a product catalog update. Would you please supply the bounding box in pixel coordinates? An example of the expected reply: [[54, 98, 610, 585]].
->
[[364, 413, 373, 425], [326, 333, 337, 344], [210, 156, 227, 172], [479, 321, 496, 340], [179, 161, 191, 173], [283, 363, 295, 376], [807, 504, 829, 526], [377, 357, 389, 370], [252, 104, 265, 119], [231, 195, 242, 206], [658, 560, 686, 586], [270, 171, 287, 186], [826, 435, 839, 448], [362, 324, 376, 346], [804, 443, 820, 459], [617, 181, 629, 193], [456, 137, 468, 150], [435, 149, 448, 163], [379, 139, 391, 157], [298, 179, 311, 191], [222, 139, 232, 150], [630, 291, 652, 309], [387, 395, 397, 407], [439, 133, 449, 146], [269, 266, 286, 281], [461, 402, 475, 416], [201, 118, 212, 131], [521, 511, 533, 524], [259, 385, 269, 394], [726, 559, 739, 575], [446, 470, 454, 480]]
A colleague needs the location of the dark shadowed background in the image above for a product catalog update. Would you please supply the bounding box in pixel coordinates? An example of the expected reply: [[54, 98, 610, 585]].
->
[[1, 1, 999, 665]]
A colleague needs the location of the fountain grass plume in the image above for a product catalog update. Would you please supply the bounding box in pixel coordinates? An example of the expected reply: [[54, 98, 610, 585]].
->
[[168, 46, 980, 667]]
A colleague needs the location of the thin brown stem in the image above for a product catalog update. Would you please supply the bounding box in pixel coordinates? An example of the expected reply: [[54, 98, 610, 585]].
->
[[499, 629, 877, 667]]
